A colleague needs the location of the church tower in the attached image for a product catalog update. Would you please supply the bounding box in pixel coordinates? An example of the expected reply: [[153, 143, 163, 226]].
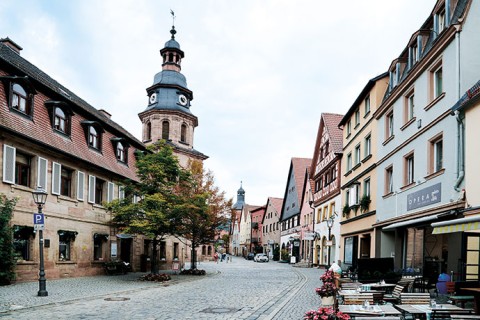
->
[[138, 23, 208, 167]]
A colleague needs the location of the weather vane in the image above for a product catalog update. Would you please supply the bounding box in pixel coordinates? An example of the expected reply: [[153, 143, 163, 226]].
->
[[170, 9, 176, 26]]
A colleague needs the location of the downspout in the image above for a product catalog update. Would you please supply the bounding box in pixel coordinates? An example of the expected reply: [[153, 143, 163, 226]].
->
[[454, 30, 464, 191]]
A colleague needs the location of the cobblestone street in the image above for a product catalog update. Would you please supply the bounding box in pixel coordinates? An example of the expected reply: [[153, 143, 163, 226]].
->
[[0, 258, 325, 320]]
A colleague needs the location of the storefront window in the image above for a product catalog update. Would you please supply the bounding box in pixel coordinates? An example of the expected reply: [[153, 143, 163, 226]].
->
[[405, 227, 424, 270]]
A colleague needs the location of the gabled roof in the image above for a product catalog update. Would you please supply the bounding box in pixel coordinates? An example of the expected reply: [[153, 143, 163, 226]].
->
[[268, 197, 284, 214], [311, 113, 343, 177], [280, 157, 312, 221]]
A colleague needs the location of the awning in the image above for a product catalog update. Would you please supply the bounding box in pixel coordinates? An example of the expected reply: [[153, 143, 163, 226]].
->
[[432, 215, 480, 234], [116, 234, 134, 239], [383, 214, 440, 231]]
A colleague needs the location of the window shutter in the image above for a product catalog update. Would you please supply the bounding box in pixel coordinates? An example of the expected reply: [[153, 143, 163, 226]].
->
[[107, 182, 114, 202], [52, 162, 61, 195], [77, 171, 85, 201], [37, 157, 48, 189], [3, 145, 15, 184], [88, 175, 96, 203], [118, 186, 125, 200]]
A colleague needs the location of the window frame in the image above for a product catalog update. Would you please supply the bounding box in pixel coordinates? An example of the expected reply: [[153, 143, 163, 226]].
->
[[364, 134, 372, 158], [354, 144, 361, 166], [428, 133, 444, 174], [385, 110, 394, 140], [385, 165, 394, 195], [404, 151, 415, 186], [429, 59, 443, 101], [364, 95, 370, 116]]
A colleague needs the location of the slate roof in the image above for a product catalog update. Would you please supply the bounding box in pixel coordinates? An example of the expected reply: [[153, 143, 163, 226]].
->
[[0, 41, 143, 181], [281, 158, 312, 220]]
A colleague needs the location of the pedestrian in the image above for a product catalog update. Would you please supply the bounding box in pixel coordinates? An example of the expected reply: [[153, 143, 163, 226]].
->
[[222, 253, 226, 262], [214, 252, 218, 263]]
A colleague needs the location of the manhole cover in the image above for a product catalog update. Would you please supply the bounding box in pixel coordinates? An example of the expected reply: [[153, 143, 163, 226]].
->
[[104, 297, 130, 301], [201, 307, 238, 314]]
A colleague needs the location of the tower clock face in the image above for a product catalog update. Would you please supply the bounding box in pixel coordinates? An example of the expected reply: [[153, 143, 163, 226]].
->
[[178, 94, 188, 106], [149, 93, 157, 104]]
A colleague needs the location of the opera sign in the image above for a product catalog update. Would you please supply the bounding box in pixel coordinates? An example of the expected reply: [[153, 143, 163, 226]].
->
[[407, 183, 441, 211]]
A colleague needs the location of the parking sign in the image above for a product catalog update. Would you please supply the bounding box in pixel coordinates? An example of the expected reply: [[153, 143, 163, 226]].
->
[[33, 213, 45, 225]]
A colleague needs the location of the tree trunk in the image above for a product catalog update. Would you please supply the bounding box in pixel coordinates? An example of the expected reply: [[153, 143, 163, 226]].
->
[[190, 242, 197, 269], [151, 237, 159, 274]]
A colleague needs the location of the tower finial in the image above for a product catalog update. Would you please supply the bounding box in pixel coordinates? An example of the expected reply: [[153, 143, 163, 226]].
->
[[170, 10, 176, 39]]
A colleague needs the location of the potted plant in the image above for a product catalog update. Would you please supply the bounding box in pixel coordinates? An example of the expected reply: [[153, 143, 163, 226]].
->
[[342, 204, 350, 217], [359, 195, 371, 213], [304, 307, 350, 320], [316, 270, 338, 306]]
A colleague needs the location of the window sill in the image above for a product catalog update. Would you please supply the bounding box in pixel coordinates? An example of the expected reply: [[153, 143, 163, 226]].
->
[[382, 192, 394, 199], [346, 133, 351, 139], [16, 260, 36, 265], [382, 135, 395, 146], [344, 170, 352, 177], [400, 182, 416, 191], [9, 107, 33, 120], [352, 163, 361, 171], [56, 261, 76, 265], [354, 123, 360, 129], [424, 92, 445, 111], [11, 184, 34, 193], [400, 117, 416, 131], [424, 168, 445, 181], [361, 154, 372, 163], [364, 111, 370, 118], [56, 195, 78, 205], [53, 128, 72, 139]]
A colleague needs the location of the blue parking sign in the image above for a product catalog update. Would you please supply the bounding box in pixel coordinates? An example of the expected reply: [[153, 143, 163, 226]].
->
[[33, 213, 44, 225]]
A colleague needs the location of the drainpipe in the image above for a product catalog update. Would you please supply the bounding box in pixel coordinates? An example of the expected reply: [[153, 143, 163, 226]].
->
[[454, 31, 464, 191]]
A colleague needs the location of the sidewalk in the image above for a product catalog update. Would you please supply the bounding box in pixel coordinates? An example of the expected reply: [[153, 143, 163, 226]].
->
[[0, 266, 210, 313]]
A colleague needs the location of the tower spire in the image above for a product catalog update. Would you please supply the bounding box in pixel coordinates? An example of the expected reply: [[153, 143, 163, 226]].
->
[[170, 10, 176, 39]]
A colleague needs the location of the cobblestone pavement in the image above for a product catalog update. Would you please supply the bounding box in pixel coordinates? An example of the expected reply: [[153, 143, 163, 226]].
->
[[0, 257, 325, 320]]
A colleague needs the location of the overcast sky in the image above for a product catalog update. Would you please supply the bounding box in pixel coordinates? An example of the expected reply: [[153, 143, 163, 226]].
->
[[0, 0, 436, 205]]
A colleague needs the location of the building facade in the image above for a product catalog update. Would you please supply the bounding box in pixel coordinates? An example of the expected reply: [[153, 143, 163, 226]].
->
[[261, 197, 283, 259]]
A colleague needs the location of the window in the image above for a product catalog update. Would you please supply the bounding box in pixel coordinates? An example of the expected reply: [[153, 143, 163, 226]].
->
[[346, 153, 352, 171], [160, 241, 166, 260], [429, 134, 443, 173], [404, 153, 415, 185], [355, 109, 360, 126], [58, 231, 77, 261], [364, 95, 370, 115], [430, 61, 443, 101], [88, 175, 105, 205], [437, 9, 446, 34], [411, 44, 419, 65], [54, 107, 69, 134], [345, 190, 350, 206], [331, 166, 337, 182], [364, 134, 371, 157], [116, 142, 126, 162], [52, 162, 73, 197], [364, 178, 371, 197], [95, 178, 105, 205], [93, 234, 108, 261], [15, 151, 32, 187], [324, 142, 329, 157], [405, 90, 415, 122], [347, 120, 351, 136], [386, 111, 394, 139], [77, 171, 85, 201], [88, 126, 99, 149], [181, 124, 187, 143], [162, 121, 169, 140], [385, 166, 394, 194], [13, 226, 34, 261], [354, 144, 361, 166], [11, 83, 31, 115], [145, 122, 152, 141]]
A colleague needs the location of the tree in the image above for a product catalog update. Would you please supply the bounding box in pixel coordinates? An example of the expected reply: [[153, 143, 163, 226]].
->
[[106, 140, 188, 274], [0, 194, 17, 285], [174, 160, 232, 270]]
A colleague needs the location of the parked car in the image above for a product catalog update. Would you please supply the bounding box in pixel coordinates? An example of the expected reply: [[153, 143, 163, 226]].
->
[[254, 253, 269, 262], [245, 253, 255, 260]]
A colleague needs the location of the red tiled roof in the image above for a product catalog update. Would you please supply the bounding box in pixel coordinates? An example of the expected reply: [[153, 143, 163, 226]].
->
[[322, 113, 344, 154]]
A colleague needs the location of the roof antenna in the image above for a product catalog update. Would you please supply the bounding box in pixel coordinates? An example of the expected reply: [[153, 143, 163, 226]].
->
[[170, 10, 176, 39]]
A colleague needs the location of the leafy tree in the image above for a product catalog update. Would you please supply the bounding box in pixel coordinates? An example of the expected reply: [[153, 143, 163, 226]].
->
[[0, 194, 17, 285], [106, 141, 188, 274], [174, 160, 232, 269]]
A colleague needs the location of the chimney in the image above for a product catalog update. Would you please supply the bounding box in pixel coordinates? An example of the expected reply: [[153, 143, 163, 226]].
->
[[99, 109, 112, 119], [0, 37, 23, 54]]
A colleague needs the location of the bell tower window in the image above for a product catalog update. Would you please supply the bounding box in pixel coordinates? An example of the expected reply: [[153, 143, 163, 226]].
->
[[145, 121, 152, 141], [162, 121, 170, 140], [181, 124, 187, 143]]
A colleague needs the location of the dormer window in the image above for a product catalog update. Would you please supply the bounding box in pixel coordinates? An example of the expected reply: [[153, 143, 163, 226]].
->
[[45, 101, 73, 136], [117, 143, 125, 162], [437, 9, 446, 34], [12, 83, 29, 114], [111, 137, 130, 164], [1, 76, 36, 118], [81, 121, 104, 151]]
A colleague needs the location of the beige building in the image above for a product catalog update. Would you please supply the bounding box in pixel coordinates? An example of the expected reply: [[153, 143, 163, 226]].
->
[[338, 73, 388, 270], [262, 197, 283, 259]]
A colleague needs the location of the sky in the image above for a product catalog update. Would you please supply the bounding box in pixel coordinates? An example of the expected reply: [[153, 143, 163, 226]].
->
[[0, 0, 437, 206]]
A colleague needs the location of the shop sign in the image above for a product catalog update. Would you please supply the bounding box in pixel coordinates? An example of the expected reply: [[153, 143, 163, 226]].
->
[[407, 183, 441, 211]]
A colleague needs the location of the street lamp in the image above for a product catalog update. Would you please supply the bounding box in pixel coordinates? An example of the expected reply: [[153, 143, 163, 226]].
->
[[326, 215, 335, 267], [308, 196, 315, 268], [32, 187, 48, 297]]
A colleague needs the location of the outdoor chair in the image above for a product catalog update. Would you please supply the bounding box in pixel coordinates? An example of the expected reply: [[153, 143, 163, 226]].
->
[[382, 284, 404, 304], [399, 292, 431, 305], [343, 293, 374, 305], [450, 315, 479, 319], [446, 281, 475, 308], [341, 281, 362, 290], [397, 276, 415, 293]]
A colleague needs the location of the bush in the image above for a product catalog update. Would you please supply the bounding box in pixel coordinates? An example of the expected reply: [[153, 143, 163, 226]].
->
[[0, 195, 17, 286]]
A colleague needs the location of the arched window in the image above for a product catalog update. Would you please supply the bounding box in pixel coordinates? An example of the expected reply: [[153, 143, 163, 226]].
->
[[89, 126, 99, 149], [11, 83, 30, 114], [181, 124, 187, 143], [168, 53, 174, 63], [145, 122, 151, 141], [162, 121, 169, 140], [116, 142, 125, 162], [54, 107, 68, 133]]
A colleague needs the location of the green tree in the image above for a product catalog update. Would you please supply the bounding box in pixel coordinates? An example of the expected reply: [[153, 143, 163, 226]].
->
[[0, 194, 17, 285], [174, 161, 232, 269], [107, 141, 188, 274]]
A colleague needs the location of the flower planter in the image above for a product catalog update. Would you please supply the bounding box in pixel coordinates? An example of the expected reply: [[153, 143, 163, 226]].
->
[[321, 295, 335, 306]]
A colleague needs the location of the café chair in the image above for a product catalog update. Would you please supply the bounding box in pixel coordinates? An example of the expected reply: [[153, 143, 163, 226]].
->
[[399, 292, 431, 305]]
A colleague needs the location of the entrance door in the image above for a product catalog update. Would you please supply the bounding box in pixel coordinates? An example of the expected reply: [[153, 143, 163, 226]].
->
[[120, 238, 132, 263], [464, 234, 480, 281], [360, 234, 371, 259]]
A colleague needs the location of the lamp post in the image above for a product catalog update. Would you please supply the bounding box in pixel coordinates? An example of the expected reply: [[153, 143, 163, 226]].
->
[[32, 187, 48, 297], [326, 215, 335, 267], [308, 197, 315, 268]]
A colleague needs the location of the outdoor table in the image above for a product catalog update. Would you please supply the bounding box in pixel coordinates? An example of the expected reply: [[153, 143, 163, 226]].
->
[[368, 283, 396, 293], [338, 304, 401, 317], [460, 287, 480, 314], [394, 304, 466, 319], [338, 290, 384, 304]]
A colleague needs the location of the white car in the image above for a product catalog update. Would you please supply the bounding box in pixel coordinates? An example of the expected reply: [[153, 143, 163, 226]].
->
[[254, 253, 269, 262]]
